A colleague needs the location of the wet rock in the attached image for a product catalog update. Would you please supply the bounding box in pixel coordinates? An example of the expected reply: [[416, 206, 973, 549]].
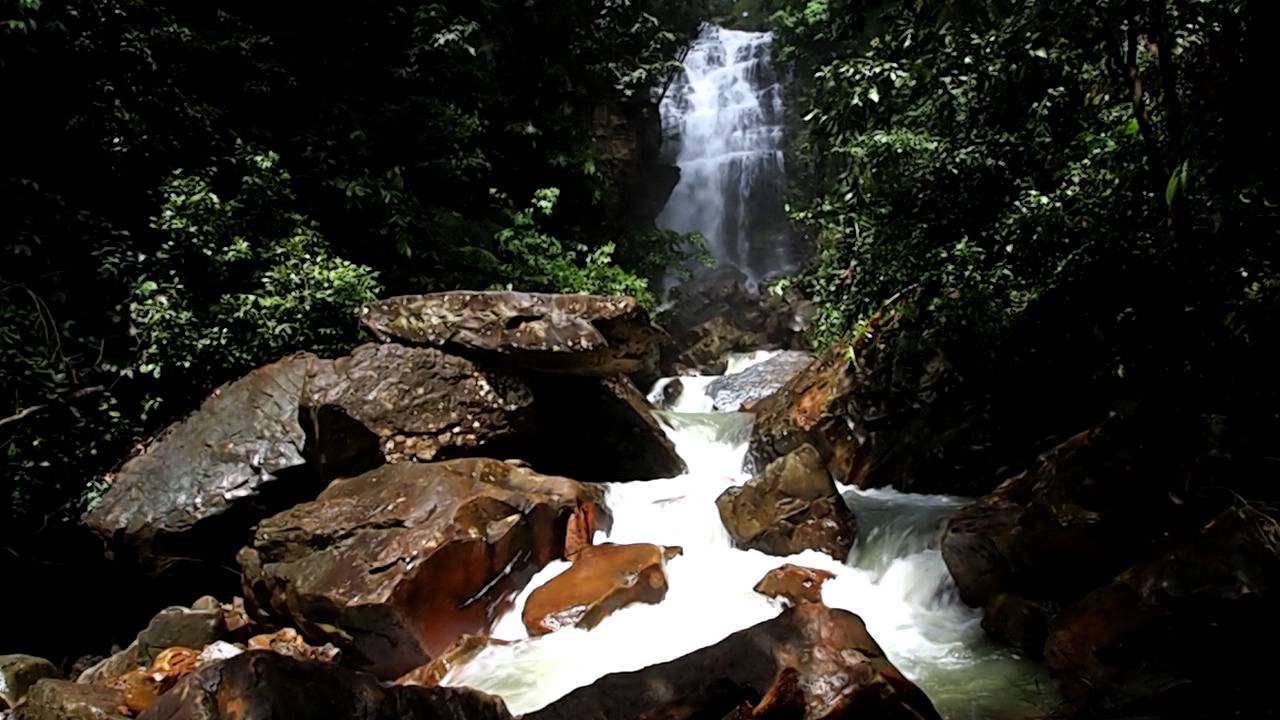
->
[[136, 606, 226, 662], [753, 564, 835, 606], [74, 645, 142, 687], [137, 651, 511, 720], [981, 594, 1053, 659], [521, 374, 685, 481], [13, 681, 125, 720], [360, 291, 662, 377], [109, 647, 199, 716], [657, 377, 684, 410], [526, 603, 940, 720], [523, 543, 680, 635], [1, 656, 60, 710], [84, 344, 533, 575], [940, 418, 1206, 610], [746, 343, 857, 481], [246, 629, 340, 664], [708, 351, 813, 412], [717, 445, 856, 560], [395, 635, 510, 689], [672, 316, 768, 375], [1044, 508, 1280, 718], [238, 458, 603, 679]]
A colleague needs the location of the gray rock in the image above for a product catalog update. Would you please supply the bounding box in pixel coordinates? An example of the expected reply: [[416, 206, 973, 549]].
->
[[707, 351, 813, 411], [1, 656, 60, 710], [136, 606, 226, 661], [360, 291, 662, 377], [74, 645, 141, 687], [12, 680, 124, 720]]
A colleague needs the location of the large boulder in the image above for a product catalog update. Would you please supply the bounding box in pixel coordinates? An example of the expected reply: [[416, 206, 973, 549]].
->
[[237, 459, 604, 679], [1, 656, 60, 710], [84, 344, 533, 574], [359, 291, 662, 377], [522, 543, 680, 636], [520, 375, 685, 481], [716, 445, 856, 561], [1044, 508, 1280, 718], [940, 418, 1207, 610], [707, 350, 813, 412], [137, 651, 510, 720], [12, 681, 125, 720], [135, 606, 226, 663], [526, 603, 940, 720]]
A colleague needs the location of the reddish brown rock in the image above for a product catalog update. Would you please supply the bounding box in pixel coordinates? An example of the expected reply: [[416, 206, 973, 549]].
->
[[246, 628, 340, 664], [1044, 508, 1280, 718], [753, 564, 835, 606], [717, 445, 856, 560], [136, 650, 511, 720], [360, 291, 663, 377], [526, 603, 940, 720], [522, 543, 681, 636], [237, 458, 604, 679], [109, 647, 199, 715], [395, 635, 511, 689]]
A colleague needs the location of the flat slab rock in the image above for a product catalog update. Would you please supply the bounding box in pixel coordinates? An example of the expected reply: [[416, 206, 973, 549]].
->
[[360, 291, 662, 376], [522, 543, 681, 635], [527, 603, 940, 720], [136, 650, 510, 720], [84, 343, 532, 572], [238, 458, 604, 679]]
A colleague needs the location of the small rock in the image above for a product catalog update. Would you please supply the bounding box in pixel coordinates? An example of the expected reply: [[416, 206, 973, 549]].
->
[[195, 643, 241, 666], [136, 607, 225, 662], [189, 597, 220, 613], [1, 655, 61, 710], [14, 680, 126, 720], [753, 564, 836, 606], [246, 629, 340, 664], [523, 544, 680, 636], [74, 645, 142, 687]]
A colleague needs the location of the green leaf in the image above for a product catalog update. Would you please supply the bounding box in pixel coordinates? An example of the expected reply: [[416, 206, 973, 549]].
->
[[1123, 118, 1140, 136]]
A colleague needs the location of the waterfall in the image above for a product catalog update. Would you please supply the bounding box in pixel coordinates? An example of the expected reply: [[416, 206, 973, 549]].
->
[[657, 25, 794, 284]]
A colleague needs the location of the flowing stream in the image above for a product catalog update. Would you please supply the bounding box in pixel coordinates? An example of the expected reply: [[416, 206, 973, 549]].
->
[[444, 356, 1057, 719]]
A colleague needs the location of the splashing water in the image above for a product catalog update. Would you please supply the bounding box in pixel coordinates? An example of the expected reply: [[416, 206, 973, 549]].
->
[[444, 364, 1056, 718]]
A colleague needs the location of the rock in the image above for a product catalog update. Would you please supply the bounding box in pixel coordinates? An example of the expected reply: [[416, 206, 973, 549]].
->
[[672, 316, 768, 375], [360, 291, 662, 377], [238, 458, 604, 679], [940, 418, 1206, 610], [136, 606, 226, 662], [526, 603, 940, 720], [188, 597, 219, 613], [109, 647, 199, 716], [74, 645, 142, 687], [520, 374, 685, 481], [84, 344, 532, 575], [981, 594, 1053, 659], [523, 543, 680, 635], [746, 343, 857, 480], [1044, 508, 1280, 718], [657, 377, 684, 410], [708, 351, 813, 412], [396, 635, 510, 689], [1, 656, 60, 710], [246, 629, 340, 663], [753, 564, 835, 606], [13, 681, 125, 720], [193, 644, 240, 667], [716, 445, 856, 560], [136, 651, 511, 720]]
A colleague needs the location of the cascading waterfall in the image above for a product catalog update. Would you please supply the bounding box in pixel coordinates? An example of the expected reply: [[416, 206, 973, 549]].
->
[[657, 25, 794, 283], [443, 354, 1057, 719]]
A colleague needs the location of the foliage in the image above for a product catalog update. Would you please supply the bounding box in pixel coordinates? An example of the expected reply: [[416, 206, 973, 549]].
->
[[768, 0, 1279, 490]]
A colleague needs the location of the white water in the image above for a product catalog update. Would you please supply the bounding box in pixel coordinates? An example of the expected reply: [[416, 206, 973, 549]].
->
[[657, 26, 793, 283], [444, 360, 1055, 719]]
